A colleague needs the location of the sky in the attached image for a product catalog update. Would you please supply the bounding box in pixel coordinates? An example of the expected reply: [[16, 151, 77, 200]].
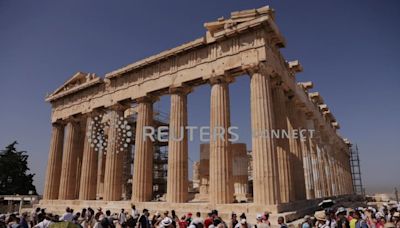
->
[[0, 0, 399, 195]]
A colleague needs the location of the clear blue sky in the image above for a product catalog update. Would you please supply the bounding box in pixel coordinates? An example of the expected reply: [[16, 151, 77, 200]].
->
[[0, 0, 399, 195]]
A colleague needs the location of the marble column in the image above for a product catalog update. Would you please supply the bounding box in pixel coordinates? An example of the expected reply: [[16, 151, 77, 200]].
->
[[286, 101, 306, 201], [132, 97, 154, 202], [209, 77, 233, 204], [166, 87, 190, 203], [249, 67, 280, 205], [103, 107, 125, 201], [232, 143, 249, 202], [96, 152, 106, 199], [299, 114, 315, 200], [59, 119, 82, 200], [43, 122, 64, 200], [79, 115, 99, 200], [307, 118, 321, 198], [271, 81, 294, 203]]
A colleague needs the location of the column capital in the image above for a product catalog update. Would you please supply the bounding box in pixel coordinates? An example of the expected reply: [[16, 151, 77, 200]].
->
[[135, 95, 158, 104], [209, 74, 234, 85], [246, 61, 276, 77], [169, 86, 192, 95]]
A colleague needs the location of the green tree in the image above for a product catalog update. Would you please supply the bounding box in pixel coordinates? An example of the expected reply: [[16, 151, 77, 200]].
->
[[0, 141, 37, 195]]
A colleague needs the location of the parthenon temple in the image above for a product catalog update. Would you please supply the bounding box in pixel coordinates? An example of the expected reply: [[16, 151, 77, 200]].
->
[[41, 6, 354, 217]]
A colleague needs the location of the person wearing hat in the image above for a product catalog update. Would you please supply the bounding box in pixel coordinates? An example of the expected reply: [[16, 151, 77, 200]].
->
[[254, 214, 268, 228], [160, 217, 173, 228], [314, 211, 329, 228], [302, 215, 312, 228], [336, 208, 350, 228]]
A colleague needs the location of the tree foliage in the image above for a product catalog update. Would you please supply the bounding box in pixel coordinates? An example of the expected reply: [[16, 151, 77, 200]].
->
[[0, 141, 37, 195]]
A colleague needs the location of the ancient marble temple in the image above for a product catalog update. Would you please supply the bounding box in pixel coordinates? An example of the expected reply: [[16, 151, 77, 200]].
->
[[41, 6, 354, 215]]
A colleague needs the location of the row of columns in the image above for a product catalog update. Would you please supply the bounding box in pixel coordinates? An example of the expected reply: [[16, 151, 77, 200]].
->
[[44, 63, 353, 204]]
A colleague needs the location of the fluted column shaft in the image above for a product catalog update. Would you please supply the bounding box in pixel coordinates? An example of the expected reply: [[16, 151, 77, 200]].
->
[[209, 78, 233, 204], [271, 83, 294, 203], [103, 108, 125, 201], [59, 120, 81, 200], [79, 115, 99, 200], [299, 114, 315, 200], [250, 69, 280, 205], [167, 88, 189, 203], [132, 98, 154, 202], [43, 123, 64, 200], [286, 102, 306, 201], [308, 119, 322, 198]]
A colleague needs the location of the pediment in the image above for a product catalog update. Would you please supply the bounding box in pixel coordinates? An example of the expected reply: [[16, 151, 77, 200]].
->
[[204, 6, 274, 34], [46, 72, 102, 102]]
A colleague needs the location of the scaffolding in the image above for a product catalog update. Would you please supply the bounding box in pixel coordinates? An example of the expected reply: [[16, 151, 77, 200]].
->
[[124, 106, 169, 200], [350, 144, 365, 196]]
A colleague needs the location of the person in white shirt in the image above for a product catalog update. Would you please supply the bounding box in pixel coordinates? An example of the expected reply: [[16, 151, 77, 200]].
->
[[34, 215, 53, 228], [118, 209, 127, 227]]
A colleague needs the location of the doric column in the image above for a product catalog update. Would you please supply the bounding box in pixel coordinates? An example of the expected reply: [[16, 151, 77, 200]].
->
[[96, 151, 106, 199], [232, 143, 249, 202], [43, 122, 64, 200], [307, 118, 321, 198], [132, 97, 154, 202], [271, 80, 294, 203], [79, 114, 99, 200], [103, 106, 125, 201], [286, 100, 306, 201], [59, 119, 83, 200], [166, 87, 190, 203], [209, 76, 233, 204], [249, 65, 280, 205], [299, 113, 315, 200]]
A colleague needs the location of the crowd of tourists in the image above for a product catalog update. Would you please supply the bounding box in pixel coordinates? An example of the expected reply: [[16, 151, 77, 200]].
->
[[1, 204, 399, 228]]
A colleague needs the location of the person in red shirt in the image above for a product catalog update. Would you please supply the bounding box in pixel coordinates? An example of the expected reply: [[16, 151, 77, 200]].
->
[[204, 213, 213, 228]]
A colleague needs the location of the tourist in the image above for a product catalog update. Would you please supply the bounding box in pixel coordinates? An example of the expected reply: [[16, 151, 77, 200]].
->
[[204, 213, 213, 228], [392, 212, 400, 228], [336, 208, 350, 228], [228, 213, 238, 228], [72, 212, 81, 225], [160, 217, 174, 228], [171, 210, 179, 228], [191, 212, 204, 228], [262, 212, 271, 227], [314, 211, 329, 228], [131, 205, 140, 228], [33, 215, 53, 228], [32, 208, 40, 225], [152, 212, 162, 227], [118, 209, 127, 228], [38, 209, 46, 223], [0, 214, 6, 228], [277, 217, 287, 228], [138, 209, 150, 228], [19, 212, 28, 228], [235, 218, 250, 228], [302, 215, 312, 228], [186, 213, 193, 225], [354, 211, 367, 228], [325, 209, 337, 228], [179, 215, 188, 228], [255, 214, 269, 228], [60, 207, 74, 222]]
